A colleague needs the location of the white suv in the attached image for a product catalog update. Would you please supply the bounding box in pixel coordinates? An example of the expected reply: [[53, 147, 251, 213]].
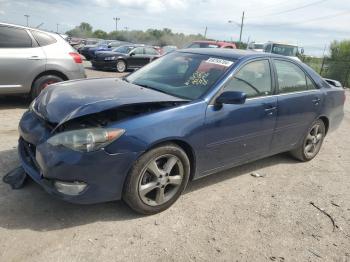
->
[[0, 23, 86, 99]]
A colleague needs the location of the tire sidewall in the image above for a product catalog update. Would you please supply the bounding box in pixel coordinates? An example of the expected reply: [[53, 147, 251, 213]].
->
[[31, 75, 63, 100], [123, 144, 190, 215]]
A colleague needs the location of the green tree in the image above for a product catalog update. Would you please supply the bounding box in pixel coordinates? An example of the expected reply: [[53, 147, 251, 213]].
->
[[93, 29, 108, 39], [66, 22, 93, 38], [326, 40, 350, 87]]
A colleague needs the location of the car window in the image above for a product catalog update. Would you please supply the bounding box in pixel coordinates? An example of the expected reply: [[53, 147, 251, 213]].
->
[[31, 31, 56, 46], [132, 47, 144, 55], [0, 26, 32, 48], [145, 48, 158, 55], [274, 60, 309, 93], [224, 60, 272, 98]]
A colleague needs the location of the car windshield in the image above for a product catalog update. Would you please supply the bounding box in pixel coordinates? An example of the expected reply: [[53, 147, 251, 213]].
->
[[113, 45, 135, 54], [253, 44, 264, 49], [126, 52, 235, 100], [271, 44, 298, 56]]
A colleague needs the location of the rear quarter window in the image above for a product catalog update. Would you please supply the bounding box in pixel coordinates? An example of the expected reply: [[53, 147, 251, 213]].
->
[[31, 31, 57, 46], [0, 26, 32, 48]]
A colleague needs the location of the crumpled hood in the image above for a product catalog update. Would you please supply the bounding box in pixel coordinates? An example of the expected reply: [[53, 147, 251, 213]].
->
[[34, 78, 187, 126]]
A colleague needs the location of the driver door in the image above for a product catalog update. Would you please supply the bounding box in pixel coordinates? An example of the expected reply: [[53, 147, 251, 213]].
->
[[200, 59, 278, 174], [128, 47, 147, 68]]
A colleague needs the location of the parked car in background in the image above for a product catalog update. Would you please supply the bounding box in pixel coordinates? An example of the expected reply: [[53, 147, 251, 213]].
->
[[18, 49, 345, 214], [161, 45, 178, 54], [0, 23, 86, 99], [92, 44, 160, 72], [86, 40, 131, 60], [78, 39, 116, 60], [186, 40, 237, 49], [76, 38, 101, 52], [247, 42, 264, 52], [263, 41, 302, 61]]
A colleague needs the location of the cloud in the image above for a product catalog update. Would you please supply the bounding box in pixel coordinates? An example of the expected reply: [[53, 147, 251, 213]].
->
[[93, 0, 188, 13]]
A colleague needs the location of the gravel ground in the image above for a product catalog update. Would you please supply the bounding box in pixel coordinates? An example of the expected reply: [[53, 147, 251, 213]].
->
[[0, 64, 349, 262]]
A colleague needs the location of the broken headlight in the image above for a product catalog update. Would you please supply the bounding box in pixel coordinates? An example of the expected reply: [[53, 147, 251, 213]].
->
[[47, 128, 125, 152]]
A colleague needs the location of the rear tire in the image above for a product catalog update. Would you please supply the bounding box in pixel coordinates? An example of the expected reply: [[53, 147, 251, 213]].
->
[[123, 143, 190, 215], [290, 119, 326, 162], [116, 60, 127, 73], [31, 75, 63, 100]]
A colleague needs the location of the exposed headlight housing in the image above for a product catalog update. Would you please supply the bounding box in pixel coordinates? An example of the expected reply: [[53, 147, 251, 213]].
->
[[104, 56, 117, 61], [47, 128, 125, 152]]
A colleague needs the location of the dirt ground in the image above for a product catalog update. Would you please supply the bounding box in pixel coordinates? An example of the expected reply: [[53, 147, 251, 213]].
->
[[0, 63, 349, 262]]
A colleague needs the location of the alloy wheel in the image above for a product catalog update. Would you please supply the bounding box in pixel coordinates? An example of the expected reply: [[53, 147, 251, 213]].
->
[[116, 61, 126, 72], [138, 154, 184, 206], [304, 123, 323, 158]]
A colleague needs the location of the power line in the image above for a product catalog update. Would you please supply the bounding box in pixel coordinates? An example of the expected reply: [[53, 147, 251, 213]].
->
[[245, 10, 350, 28], [249, 0, 329, 19]]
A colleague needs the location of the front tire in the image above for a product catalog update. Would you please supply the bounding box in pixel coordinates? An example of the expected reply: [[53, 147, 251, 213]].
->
[[31, 75, 63, 100], [123, 144, 190, 215], [116, 60, 127, 73], [290, 119, 326, 162]]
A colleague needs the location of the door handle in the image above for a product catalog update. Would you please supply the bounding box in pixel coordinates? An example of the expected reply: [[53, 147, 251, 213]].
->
[[312, 98, 321, 105], [264, 106, 277, 116], [28, 56, 43, 60]]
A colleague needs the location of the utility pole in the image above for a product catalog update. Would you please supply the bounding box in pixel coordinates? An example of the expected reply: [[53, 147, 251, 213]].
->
[[320, 44, 327, 76], [24, 14, 30, 27], [56, 23, 59, 33], [204, 26, 207, 38], [113, 17, 120, 31], [228, 11, 245, 44], [239, 11, 245, 43]]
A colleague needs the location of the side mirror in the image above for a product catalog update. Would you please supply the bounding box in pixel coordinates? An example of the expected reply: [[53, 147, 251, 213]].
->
[[129, 52, 135, 57], [216, 91, 247, 105], [300, 48, 305, 54], [107, 44, 112, 48]]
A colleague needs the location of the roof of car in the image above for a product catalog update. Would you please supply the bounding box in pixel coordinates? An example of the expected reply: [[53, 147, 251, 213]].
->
[[178, 48, 273, 60], [0, 22, 58, 36]]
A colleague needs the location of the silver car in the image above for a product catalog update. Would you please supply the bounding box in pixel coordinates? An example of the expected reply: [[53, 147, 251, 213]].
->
[[0, 23, 86, 99]]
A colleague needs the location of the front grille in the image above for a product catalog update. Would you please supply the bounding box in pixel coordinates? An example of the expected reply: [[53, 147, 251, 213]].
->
[[20, 138, 40, 172]]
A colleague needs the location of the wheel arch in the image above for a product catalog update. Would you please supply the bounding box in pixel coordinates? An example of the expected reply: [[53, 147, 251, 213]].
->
[[318, 116, 329, 135], [31, 70, 68, 90], [147, 139, 197, 181]]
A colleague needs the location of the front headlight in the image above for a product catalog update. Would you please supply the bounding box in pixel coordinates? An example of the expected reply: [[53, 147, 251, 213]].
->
[[104, 56, 116, 61], [47, 128, 125, 152]]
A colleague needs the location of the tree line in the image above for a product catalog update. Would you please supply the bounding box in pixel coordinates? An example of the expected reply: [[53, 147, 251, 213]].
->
[[66, 22, 206, 48]]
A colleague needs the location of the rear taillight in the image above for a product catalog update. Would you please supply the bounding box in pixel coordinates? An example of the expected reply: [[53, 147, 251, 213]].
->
[[69, 52, 82, 64]]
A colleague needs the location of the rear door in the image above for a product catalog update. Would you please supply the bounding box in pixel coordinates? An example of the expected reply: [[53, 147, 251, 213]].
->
[[0, 25, 46, 94], [202, 59, 278, 173], [270, 59, 322, 152], [144, 47, 159, 65]]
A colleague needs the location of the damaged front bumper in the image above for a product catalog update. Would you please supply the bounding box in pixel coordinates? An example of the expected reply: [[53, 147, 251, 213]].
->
[[18, 111, 140, 204]]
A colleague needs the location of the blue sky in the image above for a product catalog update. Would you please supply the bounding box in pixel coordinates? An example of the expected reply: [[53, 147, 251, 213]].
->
[[0, 0, 349, 56]]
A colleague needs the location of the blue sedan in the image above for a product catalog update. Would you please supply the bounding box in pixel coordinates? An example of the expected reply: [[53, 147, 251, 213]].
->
[[18, 49, 345, 214]]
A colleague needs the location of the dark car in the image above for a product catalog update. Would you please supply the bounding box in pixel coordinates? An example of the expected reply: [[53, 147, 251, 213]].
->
[[92, 45, 160, 72], [18, 49, 345, 214], [79, 40, 119, 60]]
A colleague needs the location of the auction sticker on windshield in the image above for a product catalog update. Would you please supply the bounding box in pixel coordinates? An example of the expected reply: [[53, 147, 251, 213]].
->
[[206, 58, 234, 67]]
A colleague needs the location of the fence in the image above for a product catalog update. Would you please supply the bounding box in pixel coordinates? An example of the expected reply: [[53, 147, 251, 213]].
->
[[303, 56, 350, 87]]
